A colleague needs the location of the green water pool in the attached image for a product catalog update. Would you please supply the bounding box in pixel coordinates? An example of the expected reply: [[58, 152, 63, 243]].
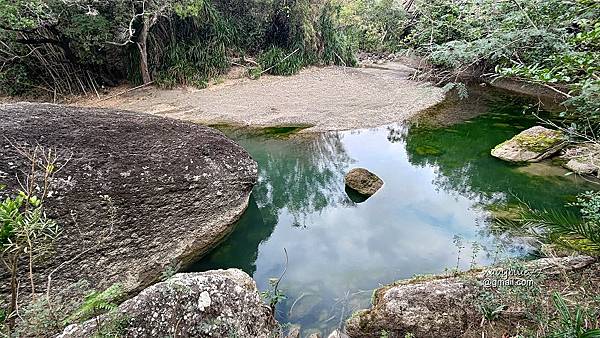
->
[[189, 94, 594, 335]]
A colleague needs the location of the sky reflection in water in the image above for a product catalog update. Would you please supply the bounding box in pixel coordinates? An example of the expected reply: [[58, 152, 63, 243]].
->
[[190, 106, 593, 334]]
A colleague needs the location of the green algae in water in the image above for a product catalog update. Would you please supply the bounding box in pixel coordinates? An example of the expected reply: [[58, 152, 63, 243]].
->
[[415, 145, 443, 156], [189, 97, 596, 336]]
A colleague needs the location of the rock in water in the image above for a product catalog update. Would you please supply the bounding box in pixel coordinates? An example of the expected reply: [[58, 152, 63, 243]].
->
[[344, 168, 383, 197], [285, 325, 301, 338], [58, 269, 278, 337], [561, 143, 600, 176], [0, 103, 257, 299], [491, 126, 566, 162]]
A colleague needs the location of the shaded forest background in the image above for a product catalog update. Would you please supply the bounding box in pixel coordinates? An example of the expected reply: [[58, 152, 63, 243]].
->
[[0, 0, 598, 130]]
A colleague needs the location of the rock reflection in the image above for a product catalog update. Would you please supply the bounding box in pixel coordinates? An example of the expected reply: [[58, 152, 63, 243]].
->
[[189, 130, 354, 274]]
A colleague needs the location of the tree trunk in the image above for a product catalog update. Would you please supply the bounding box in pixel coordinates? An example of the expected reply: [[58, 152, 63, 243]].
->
[[137, 16, 152, 84]]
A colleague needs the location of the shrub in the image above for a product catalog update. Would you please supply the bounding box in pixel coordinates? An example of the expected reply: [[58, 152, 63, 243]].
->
[[339, 0, 408, 52]]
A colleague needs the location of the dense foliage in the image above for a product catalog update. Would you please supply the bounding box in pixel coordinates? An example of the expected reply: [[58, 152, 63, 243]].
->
[[339, 0, 599, 135], [2, 0, 597, 130], [0, 0, 356, 97]]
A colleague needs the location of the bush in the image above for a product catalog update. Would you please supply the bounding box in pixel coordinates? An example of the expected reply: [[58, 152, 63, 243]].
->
[[339, 0, 408, 52], [259, 0, 356, 75], [319, 2, 357, 66]]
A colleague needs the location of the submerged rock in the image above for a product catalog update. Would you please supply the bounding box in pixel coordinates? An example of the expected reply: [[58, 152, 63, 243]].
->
[[515, 161, 571, 177], [58, 269, 278, 337], [0, 103, 258, 300], [565, 159, 598, 175], [491, 126, 566, 162], [561, 143, 600, 176], [344, 168, 384, 197], [346, 256, 598, 338]]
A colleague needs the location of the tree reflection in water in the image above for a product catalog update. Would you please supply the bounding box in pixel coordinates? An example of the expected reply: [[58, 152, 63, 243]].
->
[[189, 130, 354, 275], [392, 102, 592, 211], [249, 131, 354, 229]]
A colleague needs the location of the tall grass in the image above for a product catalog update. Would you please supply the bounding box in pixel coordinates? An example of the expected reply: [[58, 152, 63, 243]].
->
[[152, 2, 233, 88], [258, 0, 357, 76]]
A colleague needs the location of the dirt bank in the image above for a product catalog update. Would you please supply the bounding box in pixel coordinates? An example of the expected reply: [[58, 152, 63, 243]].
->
[[75, 64, 446, 132]]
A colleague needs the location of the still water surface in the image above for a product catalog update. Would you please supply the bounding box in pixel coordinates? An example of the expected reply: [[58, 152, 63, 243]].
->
[[189, 96, 593, 335]]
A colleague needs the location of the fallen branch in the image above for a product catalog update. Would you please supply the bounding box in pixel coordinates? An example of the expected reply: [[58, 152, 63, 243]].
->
[[96, 81, 155, 102], [259, 48, 300, 76]]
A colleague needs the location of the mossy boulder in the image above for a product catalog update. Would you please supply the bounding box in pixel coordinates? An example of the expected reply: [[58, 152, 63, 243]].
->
[[344, 168, 384, 198], [491, 126, 566, 162]]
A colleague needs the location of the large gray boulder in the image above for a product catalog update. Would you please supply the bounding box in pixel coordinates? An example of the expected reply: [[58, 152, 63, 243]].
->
[[58, 269, 278, 337], [491, 126, 566, 162], [0, 103, 257, 299], [346, 256, 598, 338]]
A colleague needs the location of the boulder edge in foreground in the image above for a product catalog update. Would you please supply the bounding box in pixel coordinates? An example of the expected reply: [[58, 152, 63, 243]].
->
[[0, 103, 258, 301], [346, 256, 598, 338], [58, 269, 278, 338]]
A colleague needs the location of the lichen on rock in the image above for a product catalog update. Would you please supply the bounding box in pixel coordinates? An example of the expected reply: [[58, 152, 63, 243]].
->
[[58, 269, 278, 338]]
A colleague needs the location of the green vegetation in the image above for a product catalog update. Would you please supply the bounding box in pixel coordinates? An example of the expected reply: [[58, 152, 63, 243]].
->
[[0, 146, 126, 337], [339, 0, 599, 137], [67, 283, 125, 324], [549, 292, 600, 338], [470, 261, 600, 337], [1, 0, 596, 137], [339, 0, 407, 52], [0, 146, 62, 334], [494, 191, 600, 255], [0, 0, 357, 98], [10, 281, 128, 337], [261, 278, 287, 312]]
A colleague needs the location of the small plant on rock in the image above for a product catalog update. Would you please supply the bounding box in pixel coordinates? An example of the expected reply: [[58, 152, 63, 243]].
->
[[0, 144, 67, 333], [67, 283, 126, 337], [261, 278, 287, 312], [547, 292, 600, 338]]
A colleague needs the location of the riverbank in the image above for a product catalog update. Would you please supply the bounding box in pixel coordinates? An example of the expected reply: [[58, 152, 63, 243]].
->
[[72, 64, 446, 132], [346, 255, 600, 338]]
